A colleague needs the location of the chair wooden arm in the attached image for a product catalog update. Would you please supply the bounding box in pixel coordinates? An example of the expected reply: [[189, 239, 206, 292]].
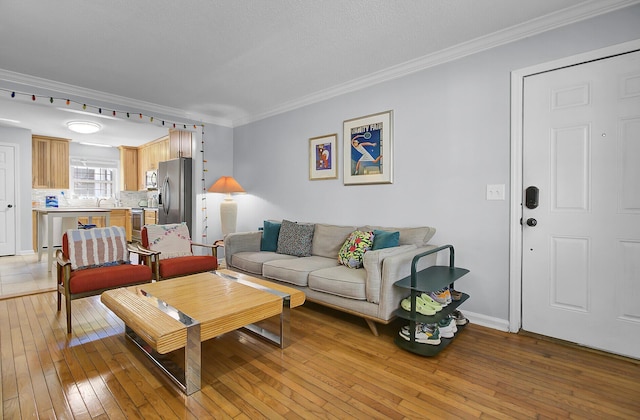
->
[[55, 249, 71, 267], [191, 242, 219, 258]]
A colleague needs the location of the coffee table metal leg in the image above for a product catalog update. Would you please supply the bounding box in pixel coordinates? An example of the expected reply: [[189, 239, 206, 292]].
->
[[125, 322, 202, 395], [243, 296, 291, 348]]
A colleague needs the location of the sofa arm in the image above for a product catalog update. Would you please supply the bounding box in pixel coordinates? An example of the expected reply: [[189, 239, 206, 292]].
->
[[371, 245, 439, 320], [363, 245, 417, 304], [224, 231, 263, 269]]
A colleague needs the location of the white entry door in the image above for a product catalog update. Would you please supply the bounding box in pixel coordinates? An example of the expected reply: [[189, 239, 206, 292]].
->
[[0, 144, 17, 256], [522, 50, 640, 359]]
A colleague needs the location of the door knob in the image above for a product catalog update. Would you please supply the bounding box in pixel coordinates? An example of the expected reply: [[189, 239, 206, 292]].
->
[[7, 204, 13, 208], [526, 218, 537, 226]]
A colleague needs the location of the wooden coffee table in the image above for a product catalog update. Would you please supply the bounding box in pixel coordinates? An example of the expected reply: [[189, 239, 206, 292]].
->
[[101, 269, 305, 394]]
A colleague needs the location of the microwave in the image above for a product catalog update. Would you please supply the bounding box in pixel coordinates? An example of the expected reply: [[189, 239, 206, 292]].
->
[[145, 170, 158, 190]]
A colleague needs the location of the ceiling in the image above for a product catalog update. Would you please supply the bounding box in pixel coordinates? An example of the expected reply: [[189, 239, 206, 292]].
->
[[0, 0, 635, 147]]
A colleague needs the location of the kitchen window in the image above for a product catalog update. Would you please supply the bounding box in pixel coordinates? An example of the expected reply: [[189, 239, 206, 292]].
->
[[70, 158, 117, 197]]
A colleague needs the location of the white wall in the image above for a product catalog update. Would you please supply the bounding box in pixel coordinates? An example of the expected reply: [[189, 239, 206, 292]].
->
[[229, 5, 640, 324]]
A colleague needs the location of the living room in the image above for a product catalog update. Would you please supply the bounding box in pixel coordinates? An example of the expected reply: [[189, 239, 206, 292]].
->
[[0, 1, 639, 417]]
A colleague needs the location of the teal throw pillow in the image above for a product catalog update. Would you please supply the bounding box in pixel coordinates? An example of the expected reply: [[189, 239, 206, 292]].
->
[[260, 220, 281, 252], [372, 229, 400, 250], [338, 230, 375, 269]]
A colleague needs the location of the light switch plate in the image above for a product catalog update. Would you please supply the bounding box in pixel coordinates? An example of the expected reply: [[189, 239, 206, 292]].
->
[[486, 184, 505, 200]]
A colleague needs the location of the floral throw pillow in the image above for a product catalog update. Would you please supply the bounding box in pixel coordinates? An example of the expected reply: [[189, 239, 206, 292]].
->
[[338, 230, 375, 269]]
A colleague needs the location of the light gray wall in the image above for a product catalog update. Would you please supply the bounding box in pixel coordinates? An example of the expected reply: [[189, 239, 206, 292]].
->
[[230, 5, 640, 324], [0, 126, 33, 254]]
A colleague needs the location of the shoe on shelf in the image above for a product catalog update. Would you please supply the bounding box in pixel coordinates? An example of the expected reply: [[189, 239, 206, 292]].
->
[[452, 310, 468, 326], [400, 323, 441, 345], [438, 317, 457, 338], [450, 289, 463, 301], [429, 289, 449, 307], [400, 297, 436, 316], [419, 294, 443, 312]]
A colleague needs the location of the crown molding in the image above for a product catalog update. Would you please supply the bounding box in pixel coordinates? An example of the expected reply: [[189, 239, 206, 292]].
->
[[0, 68, 233, 128], [234, 0, 640, 126]]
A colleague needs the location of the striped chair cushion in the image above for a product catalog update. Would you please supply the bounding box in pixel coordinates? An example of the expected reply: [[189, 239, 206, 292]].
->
[[66, 226, 128, 270]]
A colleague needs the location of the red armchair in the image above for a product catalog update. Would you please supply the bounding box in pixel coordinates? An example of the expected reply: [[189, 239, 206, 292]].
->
[[56, 226, 155, 333], [140, 223, 219, 280]]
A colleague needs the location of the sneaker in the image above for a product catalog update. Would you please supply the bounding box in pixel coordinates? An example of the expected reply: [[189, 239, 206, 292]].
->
[[419, 293, 443, 312], [400, 297, 436, 316], [429, 288, 450, 306], [452, 310, 468, 326], [437, 317, 456, 338], [400, 323, 441, 345]]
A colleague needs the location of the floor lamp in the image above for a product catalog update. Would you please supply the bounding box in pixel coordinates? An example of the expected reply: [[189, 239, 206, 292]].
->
[[208, 176, 246, 236]]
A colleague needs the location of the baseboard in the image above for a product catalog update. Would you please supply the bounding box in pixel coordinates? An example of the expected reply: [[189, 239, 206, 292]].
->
[[463, 310, 510, 332]]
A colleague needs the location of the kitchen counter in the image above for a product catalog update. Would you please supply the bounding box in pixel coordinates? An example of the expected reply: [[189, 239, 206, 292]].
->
[[34, 207, 112, 272]]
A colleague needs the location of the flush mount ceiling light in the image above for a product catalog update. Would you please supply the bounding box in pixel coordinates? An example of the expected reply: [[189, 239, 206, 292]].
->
[[67, 121, 102, 134]]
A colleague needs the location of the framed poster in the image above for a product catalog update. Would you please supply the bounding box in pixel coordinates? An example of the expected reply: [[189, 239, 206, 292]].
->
[[309, 133, 338, 180], [343, 110, 393, 185]]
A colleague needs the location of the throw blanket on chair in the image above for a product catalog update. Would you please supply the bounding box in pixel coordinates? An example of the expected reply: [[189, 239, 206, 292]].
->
[[145, 223, 193, 260], [67, 226, 128, 269]]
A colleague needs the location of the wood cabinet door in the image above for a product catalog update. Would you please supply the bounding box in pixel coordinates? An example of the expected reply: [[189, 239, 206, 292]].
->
[[49, 139, 69, 189], [32, 137, 50, 188], [119, 147, 139, 191]]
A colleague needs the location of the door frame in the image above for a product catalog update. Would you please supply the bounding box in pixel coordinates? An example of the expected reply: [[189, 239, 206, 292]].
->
[[508, 39, 640, 333]]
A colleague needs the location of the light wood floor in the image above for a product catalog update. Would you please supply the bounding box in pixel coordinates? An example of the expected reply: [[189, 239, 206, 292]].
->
[[1, 285, 639, 419]]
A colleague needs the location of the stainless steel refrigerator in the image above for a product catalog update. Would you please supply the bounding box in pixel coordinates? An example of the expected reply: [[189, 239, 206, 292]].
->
[[158, 157, 193, 233]]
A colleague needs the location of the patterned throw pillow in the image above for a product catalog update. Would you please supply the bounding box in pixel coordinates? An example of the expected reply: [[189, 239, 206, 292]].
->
[[67, 226, 128, 270], [338, 230, 375, 269], [276, 219, 315, 257], [145, 223, 193, 260]]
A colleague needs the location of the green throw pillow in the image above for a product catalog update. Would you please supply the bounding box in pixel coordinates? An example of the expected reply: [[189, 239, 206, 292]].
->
[[372, 229, 400, 250], [338, 230, 375, 269], [260, 220, 281, 252]]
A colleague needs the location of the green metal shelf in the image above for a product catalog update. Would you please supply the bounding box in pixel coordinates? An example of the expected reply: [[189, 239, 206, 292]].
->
[[392, 244, 470, 357]]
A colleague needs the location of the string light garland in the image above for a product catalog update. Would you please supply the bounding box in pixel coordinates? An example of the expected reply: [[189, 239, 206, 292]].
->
[[1, 87, 203, 132], [4, 85, 212, 240]]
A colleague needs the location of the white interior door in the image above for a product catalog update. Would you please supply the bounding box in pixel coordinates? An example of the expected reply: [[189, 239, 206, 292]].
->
[[522, 50, 640, 359], [0, 144, 17, 256]]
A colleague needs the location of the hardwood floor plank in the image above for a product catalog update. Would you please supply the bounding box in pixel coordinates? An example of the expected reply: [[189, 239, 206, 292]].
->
[[2, 292, 640, 418]]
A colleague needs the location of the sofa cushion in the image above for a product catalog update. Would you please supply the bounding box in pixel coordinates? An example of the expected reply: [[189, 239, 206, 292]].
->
[[308, 265, 367, 300], [66, 226, 128, 270], [231, 251, 296, 275], [263, 256, 338, 287], [361, 225, 436, 247], [338, 230, 374, 268], [260, 220, 281, 252], [159, 255, 217, 278], [145, 223, 193, 260], [277, 219, 315, 256], [372, 229, 400, 250], [68, 263, 151, 294], [311, 223, 357, 258]]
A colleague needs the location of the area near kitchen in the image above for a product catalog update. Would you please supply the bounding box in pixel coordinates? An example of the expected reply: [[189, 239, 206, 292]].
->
[[31, 128, 191, 254]]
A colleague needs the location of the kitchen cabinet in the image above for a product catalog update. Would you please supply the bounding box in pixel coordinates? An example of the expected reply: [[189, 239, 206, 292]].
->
[[138, 136, 169, 189], [32, 135, 70, 189], [169, 129, 192, 158], [119, 146, 138, 191], [144, 208, 158, 225]]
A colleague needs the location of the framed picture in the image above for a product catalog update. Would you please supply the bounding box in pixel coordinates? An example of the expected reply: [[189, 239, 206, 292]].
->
[[343, 110, 393, 185], [309, 133, 338, 180]]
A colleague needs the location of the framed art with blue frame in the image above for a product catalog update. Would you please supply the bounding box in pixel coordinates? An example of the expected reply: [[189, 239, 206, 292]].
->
[[343, 110, 393, 185], [309, 133, 338, 180]]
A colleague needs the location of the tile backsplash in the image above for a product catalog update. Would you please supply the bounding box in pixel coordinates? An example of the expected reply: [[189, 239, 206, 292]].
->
[[32, 189, 154, 208]]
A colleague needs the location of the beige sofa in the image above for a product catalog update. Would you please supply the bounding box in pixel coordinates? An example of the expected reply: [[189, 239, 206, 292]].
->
[[224, 221, 438, 335]]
